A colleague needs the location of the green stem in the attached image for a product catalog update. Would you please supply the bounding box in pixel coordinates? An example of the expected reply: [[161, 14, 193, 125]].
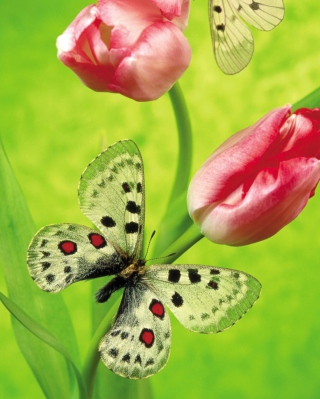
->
[[158, 223, 204, 264], [167, 81, 193, 202], [82, 298, 120, 399], [152, 82, 193, 256]]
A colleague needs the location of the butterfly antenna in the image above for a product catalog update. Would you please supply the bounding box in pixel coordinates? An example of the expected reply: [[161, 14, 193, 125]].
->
[[144, 230, 156, 259]]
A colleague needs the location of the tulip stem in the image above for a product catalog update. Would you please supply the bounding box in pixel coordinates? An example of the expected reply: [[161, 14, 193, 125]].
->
[[157, 223, 204, 263], [82, 298, 120, 399], [167, 82, 193, 202], [152, 82, 193, 256]]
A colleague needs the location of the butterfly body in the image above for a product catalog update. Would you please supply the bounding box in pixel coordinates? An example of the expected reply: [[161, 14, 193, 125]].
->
[[27, 140, 261, 379], [209, 0, 285, 74]]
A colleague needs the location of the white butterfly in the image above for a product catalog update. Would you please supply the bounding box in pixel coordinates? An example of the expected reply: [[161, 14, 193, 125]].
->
[[209, 0, 285, 74], [27, 140, 261, 379]]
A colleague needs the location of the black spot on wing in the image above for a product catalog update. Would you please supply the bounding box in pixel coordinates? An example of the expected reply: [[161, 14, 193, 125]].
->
[[121, 332, 129, 340], [40, 239, 48, 248], [171, 292, 183, 307], [249, 1, 259, 10], [122, 353, 130, 363], [65, 274, 73, 284], [188, 269, 201, 283], [168, 269, 181, 283], [108, 348, 119, 358], [41, 262, 51, 271], [46, 274, 55, 284], [137, 182, 142, 193], [41, 251, 50, 258], [126, 201, 141, 214], [101, 216, 116, 227], [216, 24, 225, 32], [145, 358, 154, 366], [125, 222, 139, 234], [64, 266, 71, 273], [208, 281, 219, 290], [213, 5, 222, 13], [134, 354, 142, 365], [210, 269, 220, 275], [122, 182, 131, 193]]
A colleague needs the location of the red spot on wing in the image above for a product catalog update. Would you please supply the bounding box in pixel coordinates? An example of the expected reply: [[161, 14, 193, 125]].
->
[[208, 281, 218, 290], [59, 240, 77, 255], [140, 329, 154, 348], [149, 299, 165, 318], [89, 233, 106, 249]]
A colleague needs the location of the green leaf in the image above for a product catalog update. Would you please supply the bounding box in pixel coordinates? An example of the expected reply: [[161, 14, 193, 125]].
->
[[292, 86, 320, 111], [0, 138, 80, 398], [0, 293, 87, 399]]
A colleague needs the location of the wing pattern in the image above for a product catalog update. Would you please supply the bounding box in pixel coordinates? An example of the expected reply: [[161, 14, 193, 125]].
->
[[145, 264, 261, 333], [209, 0, 284, 74], [79, 140, 145, 258], [99, 283, 171, 379]]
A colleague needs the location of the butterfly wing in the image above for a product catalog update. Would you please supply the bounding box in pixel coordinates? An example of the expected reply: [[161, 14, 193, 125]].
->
[[79, 139, 145, 259], [209, 0, 284, 74], [27, 140, 145, 293], [145, 264, 261, 333], [99, 283, 171, 379], [230, 0, 284, 31], [27, 224, 121, 292]]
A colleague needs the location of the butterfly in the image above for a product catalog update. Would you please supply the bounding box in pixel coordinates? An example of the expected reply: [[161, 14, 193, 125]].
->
[[209, 0, 285, 74], [27, 140, 261, 379]]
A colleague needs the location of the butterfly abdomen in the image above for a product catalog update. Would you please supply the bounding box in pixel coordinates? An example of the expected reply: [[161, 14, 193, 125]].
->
[[95, 259, 146, 303]]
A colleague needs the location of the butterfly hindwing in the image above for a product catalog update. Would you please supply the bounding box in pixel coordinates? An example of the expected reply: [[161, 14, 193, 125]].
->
[[145, 264, 261, 333], [99, 283, 171, 379], [79, 140, 145, 259], [27, 224, 120, 292], [209, 0, 284, 74]]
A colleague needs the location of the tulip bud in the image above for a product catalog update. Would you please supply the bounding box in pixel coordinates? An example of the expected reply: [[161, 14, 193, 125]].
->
[[188, 105, 320, 246], [56, 0, 191, 101]]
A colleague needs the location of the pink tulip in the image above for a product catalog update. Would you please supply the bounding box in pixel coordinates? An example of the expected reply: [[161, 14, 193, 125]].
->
[[56, 0, 191, 101], [188, 105, 320, 246]]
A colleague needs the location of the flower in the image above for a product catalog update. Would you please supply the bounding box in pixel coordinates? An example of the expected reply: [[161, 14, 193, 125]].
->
[[56, 0, 191, 101], [187, 105, 320, 246]]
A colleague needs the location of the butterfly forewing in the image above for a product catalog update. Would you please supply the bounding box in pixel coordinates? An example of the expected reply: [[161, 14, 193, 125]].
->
[[79, 140, 145, 259], [209, 0, 284, 74], [99, 283, 171, 379], [27, 224, 119, 292], [145, 264, 261, 333], [231, 0, 285, 31]]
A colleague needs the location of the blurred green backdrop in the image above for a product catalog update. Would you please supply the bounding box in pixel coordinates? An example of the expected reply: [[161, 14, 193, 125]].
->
[[0, 0, 319, 398]]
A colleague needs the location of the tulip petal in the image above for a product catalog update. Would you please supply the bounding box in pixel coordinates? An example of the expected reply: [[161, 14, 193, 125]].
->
[[151, 0, 190, 29], [188, 105, 291, 215], [198, 158, 320, 245], [108, 21, 191, 101]]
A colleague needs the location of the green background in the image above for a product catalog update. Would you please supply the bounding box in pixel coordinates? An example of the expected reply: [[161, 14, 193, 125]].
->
[[0, 0, 319, 398]]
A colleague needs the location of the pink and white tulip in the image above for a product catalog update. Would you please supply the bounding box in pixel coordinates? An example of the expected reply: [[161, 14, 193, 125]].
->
[[188, 105, 320, 246], [56, 0, 191, 101]]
